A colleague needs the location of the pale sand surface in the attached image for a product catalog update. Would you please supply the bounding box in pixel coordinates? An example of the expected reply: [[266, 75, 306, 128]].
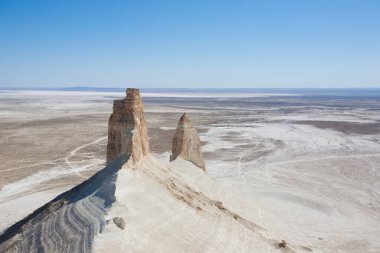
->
[[0, 90, 380, 252], [93, 156, 285, 253]]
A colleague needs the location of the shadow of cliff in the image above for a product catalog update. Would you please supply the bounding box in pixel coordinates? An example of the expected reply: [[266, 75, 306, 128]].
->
[[0, 154, 128, 252]]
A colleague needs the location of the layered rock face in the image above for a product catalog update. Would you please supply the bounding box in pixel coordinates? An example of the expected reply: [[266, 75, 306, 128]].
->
[[106, 88, 149, 166], [0, 156, 128, 253], [170, 113, 206, 170]]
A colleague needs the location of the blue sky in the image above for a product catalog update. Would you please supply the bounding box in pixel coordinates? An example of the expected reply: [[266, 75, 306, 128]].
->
[[0, 0, 379, 88]]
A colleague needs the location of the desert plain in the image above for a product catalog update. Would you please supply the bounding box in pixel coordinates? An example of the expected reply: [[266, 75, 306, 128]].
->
[[0, 89, 379, 253]]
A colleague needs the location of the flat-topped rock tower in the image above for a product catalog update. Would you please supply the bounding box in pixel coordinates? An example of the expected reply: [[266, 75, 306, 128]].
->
[[170, 113, 206, 170], [106, 88, 149, 166]]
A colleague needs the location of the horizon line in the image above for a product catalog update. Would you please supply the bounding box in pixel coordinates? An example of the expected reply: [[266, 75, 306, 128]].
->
[[1, 86, 380, 91]]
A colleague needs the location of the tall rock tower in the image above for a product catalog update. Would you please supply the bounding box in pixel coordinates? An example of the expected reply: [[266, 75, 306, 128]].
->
[[106, 88, 149, 166], [170, 113, 206, 170]]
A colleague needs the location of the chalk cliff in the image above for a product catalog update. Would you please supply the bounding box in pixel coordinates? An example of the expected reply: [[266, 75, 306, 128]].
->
[[0, 89, 292, 253], [170, 113, 206, 170], [0, 156, 128, 253], [106, 88, 149, 166]]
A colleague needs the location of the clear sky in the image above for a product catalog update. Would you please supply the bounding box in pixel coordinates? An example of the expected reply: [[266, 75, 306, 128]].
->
[[0, 0, 379, 89]]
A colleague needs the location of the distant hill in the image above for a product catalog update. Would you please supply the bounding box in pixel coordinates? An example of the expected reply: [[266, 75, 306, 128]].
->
[[60, 86, 125, 92]]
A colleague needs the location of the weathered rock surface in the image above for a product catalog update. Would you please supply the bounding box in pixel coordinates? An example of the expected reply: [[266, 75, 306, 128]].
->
[[0, 156, 128, 253], [112, 217, 126, 230], [106, 88, 149, 166], [170, 113, 206, 170]]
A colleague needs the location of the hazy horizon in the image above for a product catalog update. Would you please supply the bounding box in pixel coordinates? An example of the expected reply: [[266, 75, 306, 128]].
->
[[1, 86, 380, 91]]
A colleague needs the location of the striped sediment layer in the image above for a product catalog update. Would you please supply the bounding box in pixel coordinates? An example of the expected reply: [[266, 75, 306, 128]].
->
[[0, 156, 128, 253]]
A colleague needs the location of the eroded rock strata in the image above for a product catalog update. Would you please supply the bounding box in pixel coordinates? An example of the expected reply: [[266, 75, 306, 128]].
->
[[0, 156, 128, 253], [170, 113, 206, 170], [106, 88, 149, 166], [0, 88, 150, 252]]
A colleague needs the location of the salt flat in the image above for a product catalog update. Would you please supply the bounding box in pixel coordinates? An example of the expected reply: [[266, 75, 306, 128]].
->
[[0, 89, 379, 252]]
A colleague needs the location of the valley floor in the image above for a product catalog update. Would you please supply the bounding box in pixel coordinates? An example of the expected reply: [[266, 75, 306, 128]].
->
[[0, 90, 379, 252]]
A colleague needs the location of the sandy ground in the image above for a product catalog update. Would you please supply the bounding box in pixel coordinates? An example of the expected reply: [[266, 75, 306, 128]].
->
[[0, 90, 380, 252], [93, 156, 291, 253]]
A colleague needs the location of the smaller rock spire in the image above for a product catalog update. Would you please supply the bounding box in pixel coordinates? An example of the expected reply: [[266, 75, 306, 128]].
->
[[179, 113, 191, 126], [170, 113, 206, 170]]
